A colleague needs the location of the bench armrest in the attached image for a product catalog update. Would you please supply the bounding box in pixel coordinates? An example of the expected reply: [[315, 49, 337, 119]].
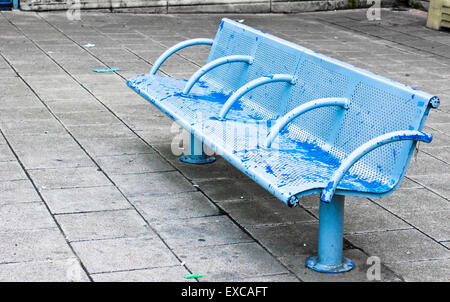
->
[[321, 130, 433, 203], [218, 74, 296, 119], [265, 97, 350, 148], [150, 38, 214, 75], [182, 55, 254, 95]]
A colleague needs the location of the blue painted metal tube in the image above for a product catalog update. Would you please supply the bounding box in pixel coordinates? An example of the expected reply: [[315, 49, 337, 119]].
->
[[305, 195, 354, 273], [13, 0, 19, 8], [180, 132, 215, 164], [150, 38, 214, 75], [218, 74, 296, 119], [265, 97, 350, 148], [321, 130, 433, 203], [183, 55, 254, 95]]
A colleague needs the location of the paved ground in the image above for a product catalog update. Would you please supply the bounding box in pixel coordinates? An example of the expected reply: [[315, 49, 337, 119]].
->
[[0, 8, 449, 282]]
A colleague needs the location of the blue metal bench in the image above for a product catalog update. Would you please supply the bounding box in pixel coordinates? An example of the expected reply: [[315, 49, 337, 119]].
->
[[127, 18, 440, 273]]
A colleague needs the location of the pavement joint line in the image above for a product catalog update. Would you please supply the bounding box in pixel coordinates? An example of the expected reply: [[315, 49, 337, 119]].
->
[[368, 197, 450, 251], [404, 176, 450, 202], [89, 264, 185, 276], [52, 207, 136, 216]]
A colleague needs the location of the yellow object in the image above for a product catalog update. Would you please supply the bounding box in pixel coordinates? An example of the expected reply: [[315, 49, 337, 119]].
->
[[427, 0, 450, 30]]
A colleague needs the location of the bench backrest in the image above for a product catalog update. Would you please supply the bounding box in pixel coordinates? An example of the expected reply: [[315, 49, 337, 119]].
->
[[203, 18, 437, 188]]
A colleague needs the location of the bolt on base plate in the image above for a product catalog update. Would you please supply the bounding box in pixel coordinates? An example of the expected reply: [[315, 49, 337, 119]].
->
[[305, 255, 354, 273]]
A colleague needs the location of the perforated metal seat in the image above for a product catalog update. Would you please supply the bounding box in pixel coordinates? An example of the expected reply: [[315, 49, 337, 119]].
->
[[127, 18, 439, 273]]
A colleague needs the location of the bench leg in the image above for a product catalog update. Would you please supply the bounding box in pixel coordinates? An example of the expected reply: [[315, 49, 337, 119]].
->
[[305, 195, 354, 273], [180, 133, 216, 164]]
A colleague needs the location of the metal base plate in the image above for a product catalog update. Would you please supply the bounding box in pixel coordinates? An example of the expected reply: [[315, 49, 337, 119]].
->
[[305, 255, 354, 273], [180, 155, 216, 165]]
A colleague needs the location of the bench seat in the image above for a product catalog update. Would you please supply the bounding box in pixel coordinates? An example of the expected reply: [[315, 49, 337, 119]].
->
[[128, 73, 394, 206]]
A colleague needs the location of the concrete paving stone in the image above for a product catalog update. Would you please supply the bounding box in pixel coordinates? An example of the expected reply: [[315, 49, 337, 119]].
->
[[0, 106, 54, 121], [0, 258, 90, 282], [29, 166, 111, 190], [428, 123, 450, 138], [66, 123, 135, 139], [152, 215, 254, 250], [96, 153, 174, 175], [35, 87, 94, 102], [421, 147, 450, 164], [0, 228, 73, 263], [218, 198, 316, 227], [374, 188, 450, 215], [41, 186, 131, 214], [406, 151, 450, 177], [308, 197, 412, 234], [110, 171, 196, 197], [398, 177, 424, 190], [0, 201, 55, 232], [398, 210, 450, 242], [346, 229, 450, 264], [7, 134, 95, 169], [177, 242, 288, 282], [409, 173, 450, 200], [420, 126, 450, 147], [107, 104, 173, 130], [0, 144, 16, 162], [78, 136, 154, 157], [72, 235, 180, 274], [135, 127, 177, 145], [388, 259, 450, 282], [0, 180, 41, 204], [195, 178, 276, 203], [154, 144, 248, 181], [91, 266, 194, 282], [245, 222, 321, 258], [280, 249, 402, 282], [230, 273, 300, 282], [131, 191, 220, 222], [1, 119, 68, 137], [56, 209, 152, 242], [45, 99, 106, 113], [57, 110, 123, 126]]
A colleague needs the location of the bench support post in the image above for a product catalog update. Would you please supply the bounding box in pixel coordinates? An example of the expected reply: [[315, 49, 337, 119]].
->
[[180, 133, 216, 164], [306, 195, 354, 273]]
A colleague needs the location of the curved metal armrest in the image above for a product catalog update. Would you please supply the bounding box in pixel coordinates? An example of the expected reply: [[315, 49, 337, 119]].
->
[[150, 38, 214, 75], [265, 97, 350, 148], [218, 74, 296, 119], [321, 130, 433, 203]]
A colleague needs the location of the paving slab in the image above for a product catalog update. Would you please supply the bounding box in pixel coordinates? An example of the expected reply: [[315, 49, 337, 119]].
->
[[91, 266, 194, 282], [72, 235, 180, 274], [41, 186, 131, 214], [56, 209, 152, 242], [131, 191, 220, 222], [0, 179, 41, 204], [0, 228, 74, 263], [0, 202, 55, 232], [110, 171, 196, 197], [152, 215, 254, 251], [178, 242, 289, 282], [346, 229, 450, 264], [29, 166, 111, 190], [0, 259, 90, 282]]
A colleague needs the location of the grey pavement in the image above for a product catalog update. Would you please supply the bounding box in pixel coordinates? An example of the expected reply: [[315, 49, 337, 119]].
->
[[0, 8, 449, 282]]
